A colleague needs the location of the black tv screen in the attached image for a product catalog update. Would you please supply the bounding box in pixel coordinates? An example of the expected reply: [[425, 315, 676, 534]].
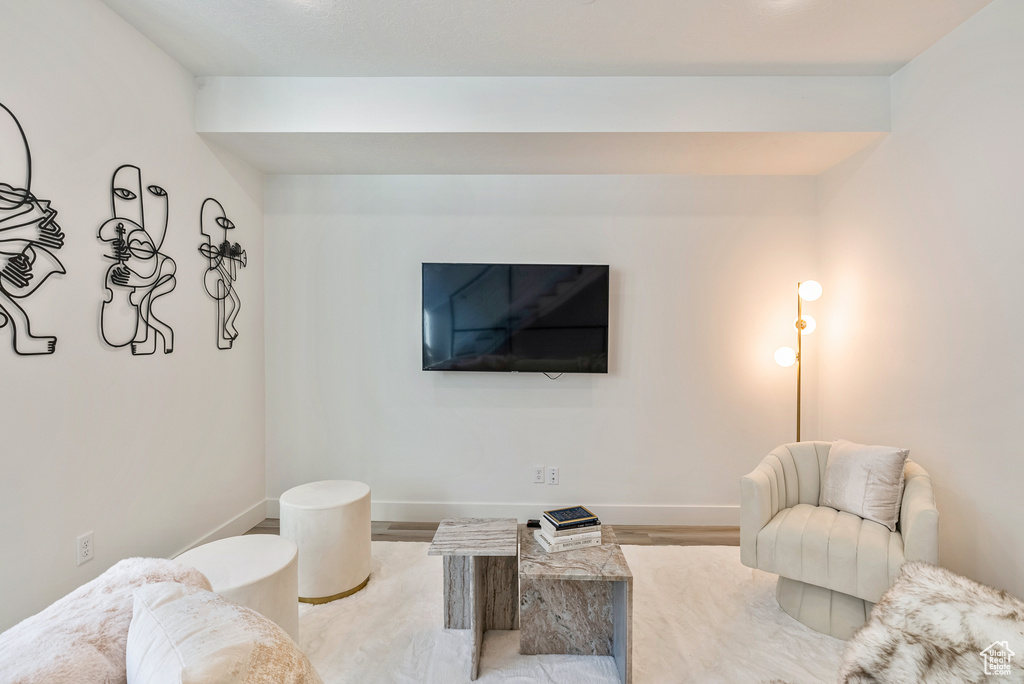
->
[[422, 263, 609, 373]]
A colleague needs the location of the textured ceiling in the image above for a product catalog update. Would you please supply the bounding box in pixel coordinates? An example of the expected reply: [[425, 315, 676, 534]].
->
[[99, 0, 992, 77]]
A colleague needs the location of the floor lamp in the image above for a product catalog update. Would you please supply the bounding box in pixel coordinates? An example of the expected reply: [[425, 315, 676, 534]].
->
[[774, 280, 822, 442]]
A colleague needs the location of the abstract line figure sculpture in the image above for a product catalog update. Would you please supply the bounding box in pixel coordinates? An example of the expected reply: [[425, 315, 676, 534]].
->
[[0, 102, 66, 356], [97, 165, 177, 355], [198, 198, 246, 350]]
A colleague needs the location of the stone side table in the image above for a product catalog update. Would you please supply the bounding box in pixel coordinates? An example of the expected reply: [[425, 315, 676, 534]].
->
[[428, 518, 518, 680], [519, 524, 633, 684]]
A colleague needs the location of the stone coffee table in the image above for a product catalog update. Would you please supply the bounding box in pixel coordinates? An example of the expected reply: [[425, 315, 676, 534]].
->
[[519, 524, 633, 684], [428, 518, 519, 680]]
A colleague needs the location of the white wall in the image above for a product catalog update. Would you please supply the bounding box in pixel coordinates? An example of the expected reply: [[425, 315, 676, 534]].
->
[[0, 0, 265, 630], [265, 175, 820, 523], [818, 0, 1024, 596]]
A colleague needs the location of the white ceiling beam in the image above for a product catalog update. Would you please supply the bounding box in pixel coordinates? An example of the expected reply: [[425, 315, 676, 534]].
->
[[196, 76, 889, 134], [198, 131, 884, 176], [195, 76, 889, 174]]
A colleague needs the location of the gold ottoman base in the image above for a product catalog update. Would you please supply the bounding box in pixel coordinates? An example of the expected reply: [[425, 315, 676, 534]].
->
[[298, 574, 370, 604]]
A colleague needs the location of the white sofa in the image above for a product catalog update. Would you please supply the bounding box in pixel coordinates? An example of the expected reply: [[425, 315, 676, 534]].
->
[[740, 441, 939, 639]]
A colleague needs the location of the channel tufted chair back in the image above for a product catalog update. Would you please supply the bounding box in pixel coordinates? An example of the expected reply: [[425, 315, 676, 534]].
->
[[740, 441, 939, 639]]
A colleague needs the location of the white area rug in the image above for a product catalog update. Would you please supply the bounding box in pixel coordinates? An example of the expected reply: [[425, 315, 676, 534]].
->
[[299, 542, 844, 683]]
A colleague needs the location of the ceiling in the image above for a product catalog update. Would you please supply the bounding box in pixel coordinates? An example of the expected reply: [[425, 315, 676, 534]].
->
[[98, 0, 992, 174], [101, 0, 992, 78]]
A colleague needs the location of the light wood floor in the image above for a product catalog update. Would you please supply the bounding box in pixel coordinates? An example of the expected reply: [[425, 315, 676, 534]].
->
[[247, 519, 739, 546]]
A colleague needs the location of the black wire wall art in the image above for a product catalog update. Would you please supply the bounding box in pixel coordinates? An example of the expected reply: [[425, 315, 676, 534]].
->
[[97, 164, 177, 355], [198, 198, 246, 350], [0, 101, 66, 356]]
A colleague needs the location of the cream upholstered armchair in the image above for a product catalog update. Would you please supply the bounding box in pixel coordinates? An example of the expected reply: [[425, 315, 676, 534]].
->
[[740, 441, 939, 639]]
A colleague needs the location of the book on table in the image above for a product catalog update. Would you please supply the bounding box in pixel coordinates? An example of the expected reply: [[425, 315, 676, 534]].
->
[[539, 517, 602, 540], [543, 505, 598, 527], [541, 505, 600, 533], [534, 529, 602, 553]]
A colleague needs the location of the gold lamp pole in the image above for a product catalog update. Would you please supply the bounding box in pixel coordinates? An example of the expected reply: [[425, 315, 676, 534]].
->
[[776, 280, 821, 443]]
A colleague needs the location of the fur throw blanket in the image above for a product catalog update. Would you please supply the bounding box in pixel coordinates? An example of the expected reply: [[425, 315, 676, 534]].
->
[[0, 557, 210, 684], [840, 562, 1024, 683]]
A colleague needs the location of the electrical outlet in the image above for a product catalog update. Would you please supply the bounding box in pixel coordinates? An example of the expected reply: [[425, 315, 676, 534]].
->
[[77, 531, 94, 566], [532, 466, 545, 484], [546, 466, 559, 485]]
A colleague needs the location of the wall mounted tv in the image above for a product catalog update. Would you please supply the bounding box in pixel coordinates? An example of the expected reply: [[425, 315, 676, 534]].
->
[[422, 263, 610, 373]]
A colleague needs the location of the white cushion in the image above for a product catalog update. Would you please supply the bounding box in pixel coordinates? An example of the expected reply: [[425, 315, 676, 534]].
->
[[819, 438, 909, 531], [126, 581, 322, 684]]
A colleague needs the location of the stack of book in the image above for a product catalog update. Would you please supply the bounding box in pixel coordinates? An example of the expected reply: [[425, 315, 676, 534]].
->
[[535, 505, 602, 553]]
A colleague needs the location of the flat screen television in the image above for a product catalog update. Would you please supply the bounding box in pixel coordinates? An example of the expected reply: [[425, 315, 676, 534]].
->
[[422, 263, 609, 373]]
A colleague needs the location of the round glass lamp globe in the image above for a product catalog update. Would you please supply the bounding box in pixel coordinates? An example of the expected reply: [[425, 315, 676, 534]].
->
[[796, 315, 816, 335], [798, 280, 822, 301], [774, 346, 797, 367]]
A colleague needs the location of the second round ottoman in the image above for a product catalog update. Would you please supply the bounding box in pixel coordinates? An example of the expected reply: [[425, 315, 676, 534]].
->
[[280, 480, 371, 603]]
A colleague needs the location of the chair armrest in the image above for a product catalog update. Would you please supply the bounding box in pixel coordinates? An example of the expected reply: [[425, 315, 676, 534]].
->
[[741, 459, 784, 568], [900, 461, 939, 564]]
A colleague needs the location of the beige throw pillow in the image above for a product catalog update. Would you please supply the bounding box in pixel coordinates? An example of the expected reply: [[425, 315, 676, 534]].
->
[[126, 582, 323, 684], [819, 438, 910, 531]]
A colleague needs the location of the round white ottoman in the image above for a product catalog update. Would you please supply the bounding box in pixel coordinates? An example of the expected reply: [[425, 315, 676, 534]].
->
[[174, 534, 299, 640], [280, 480, 371, 603]]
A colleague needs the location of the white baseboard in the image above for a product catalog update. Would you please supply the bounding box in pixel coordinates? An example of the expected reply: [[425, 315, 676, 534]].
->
[[171, 499, 268, 559], [264, 498, 737, 526]]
